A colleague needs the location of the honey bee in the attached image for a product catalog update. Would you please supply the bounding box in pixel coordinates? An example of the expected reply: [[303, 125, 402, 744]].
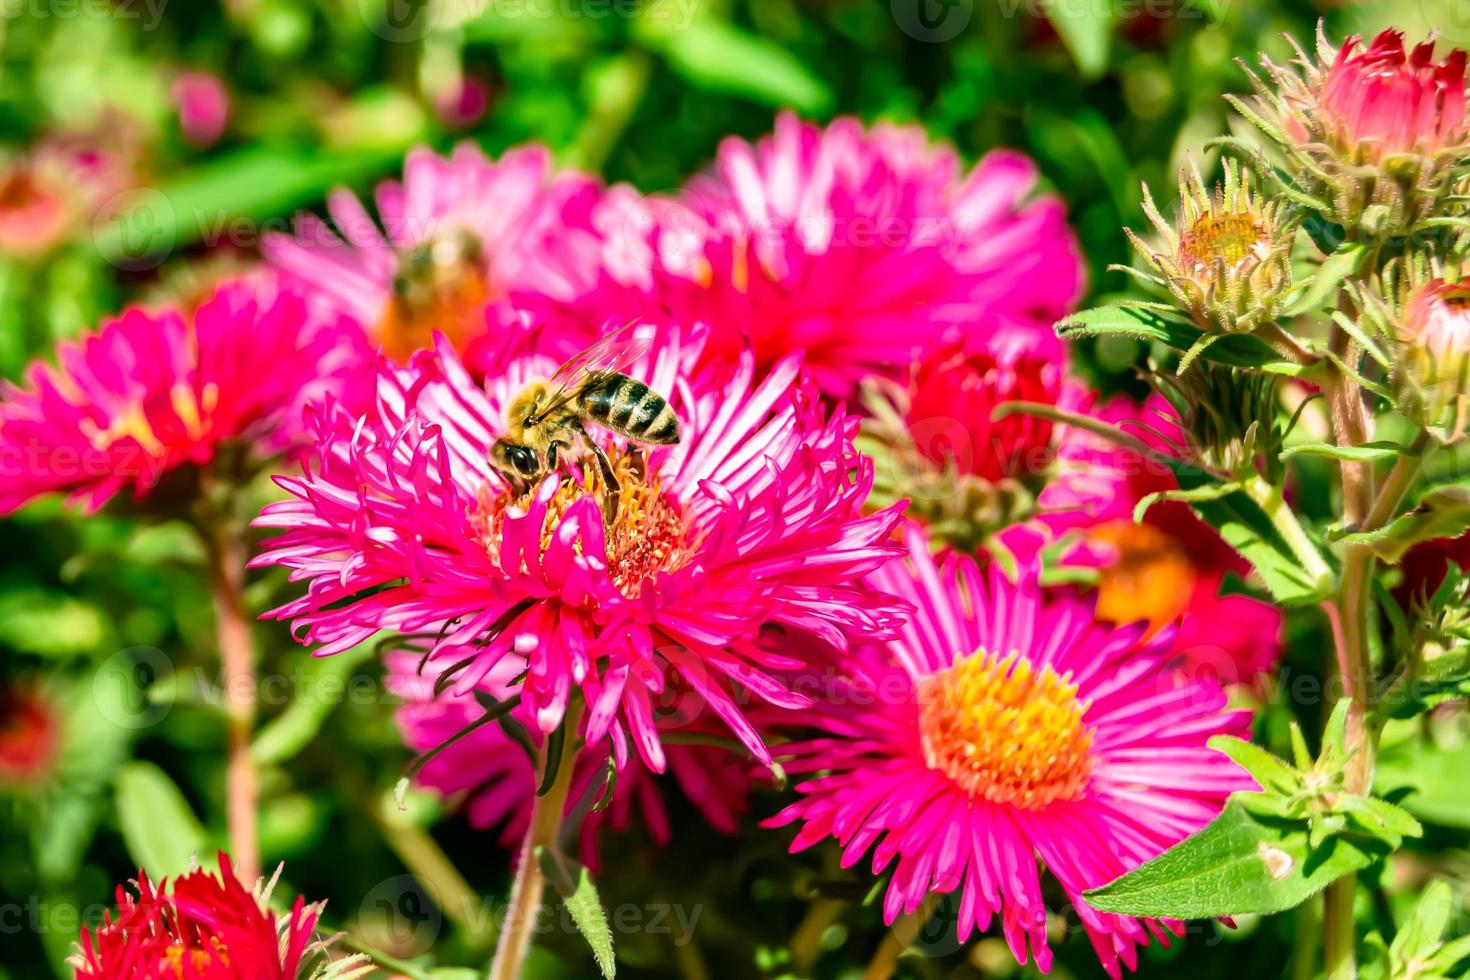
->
[[489, 323, 681, 517]]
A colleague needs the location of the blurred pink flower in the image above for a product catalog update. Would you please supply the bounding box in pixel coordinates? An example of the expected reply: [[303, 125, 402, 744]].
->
[[0, 277, 369, 513], [254, 326, 904, 773], [596, 113, 1083, 400], [387, 652, 749, 867], [434, 75, 492, 130], [264, 144, 615, 367], [769, 524, 1253, 977], [172, 70, 231, 148], [0, 140, 130, 260], [1316, 29, 1467, 158]]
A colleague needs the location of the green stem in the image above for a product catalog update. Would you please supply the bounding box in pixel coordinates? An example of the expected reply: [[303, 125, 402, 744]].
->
[[1243, 476, 1334, 594], [1322, 432, 1429, 980], [488, 701, 584, 980]]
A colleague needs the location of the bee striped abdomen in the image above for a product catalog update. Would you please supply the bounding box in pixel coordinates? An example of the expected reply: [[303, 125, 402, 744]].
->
[[583, 374, 680, 445]]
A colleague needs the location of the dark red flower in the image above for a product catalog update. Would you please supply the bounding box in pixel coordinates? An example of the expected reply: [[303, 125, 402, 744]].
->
[[905, 344, 1061, 483], [0, 686, 60, 787]]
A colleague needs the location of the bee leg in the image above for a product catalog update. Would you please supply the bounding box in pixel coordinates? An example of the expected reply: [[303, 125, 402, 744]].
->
[[586, 440, 622, 523]]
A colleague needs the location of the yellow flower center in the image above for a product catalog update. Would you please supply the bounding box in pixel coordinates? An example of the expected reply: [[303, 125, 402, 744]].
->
[[1089, 519, 1196, 634], [378, 234, 491, 361], [473, 448, 696, 598], [916, 649, 1094, 810], [1179, 212, 1267, 272]]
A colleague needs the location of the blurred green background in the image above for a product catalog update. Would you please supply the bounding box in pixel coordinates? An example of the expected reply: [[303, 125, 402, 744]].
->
[[0, 1, 1459, 978]]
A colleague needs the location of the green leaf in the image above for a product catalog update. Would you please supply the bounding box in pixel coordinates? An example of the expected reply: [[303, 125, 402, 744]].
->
[[1055, 304, 1297, 371], [639, 19, 832, 113], [1284, 243, 1367, 317], [1208, 736, 1298, 795], [1168, 464, 1331, 604], [114, 761, 209, 878], [1342, 486, 1470, 563], [1282, 441, 1417, 463], [1044, 2, 1114, 79], [251, 642, 375, 766], [1084, 800, 1387, 918], [90, 144, 408, 268], [538, 848, 616, 978]]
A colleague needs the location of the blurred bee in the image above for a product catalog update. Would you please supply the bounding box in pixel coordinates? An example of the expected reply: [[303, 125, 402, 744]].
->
[[390, 230, 484, 304], [489, 323, 681, 518]]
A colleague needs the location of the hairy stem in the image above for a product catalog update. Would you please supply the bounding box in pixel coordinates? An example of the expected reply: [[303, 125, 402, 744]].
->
[[205, 516, 260, 885], [1244, 476, 1333, 594], [489, 701, 584, 980], [1322, 434, 1428, 980]]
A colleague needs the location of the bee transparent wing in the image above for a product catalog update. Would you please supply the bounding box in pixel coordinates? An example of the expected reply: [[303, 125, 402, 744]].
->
[[529, 321, 657, 422]]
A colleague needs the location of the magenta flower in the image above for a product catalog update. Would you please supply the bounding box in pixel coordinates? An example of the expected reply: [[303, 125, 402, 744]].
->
[[0, 277, 367, 514], [387, 651, 750, 867], [768, 524, 1253, 976], [600, 113, 1083, 400], [264, 143, 614, 366], [254, 327, 904, 771], [171, 70, 231, 149]]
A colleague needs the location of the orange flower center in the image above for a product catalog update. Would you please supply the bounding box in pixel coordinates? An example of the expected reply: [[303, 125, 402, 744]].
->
[[916, 649, 1094, 810], [1179, 212, 1266, 272], [1089, 519, 1196, 634], [163, 938, 227, 976], [378, 233, 491, 361], [472, 448, 696, 598]]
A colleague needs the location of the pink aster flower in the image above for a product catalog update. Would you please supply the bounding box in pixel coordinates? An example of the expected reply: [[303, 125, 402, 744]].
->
[[264, 143, 614, 366], [0, 276, 368, 513], [254, 326, 904, 772], [768, 524, 1254, 976], [598, 113, 1083, 400], [386, 651, 749, 866]]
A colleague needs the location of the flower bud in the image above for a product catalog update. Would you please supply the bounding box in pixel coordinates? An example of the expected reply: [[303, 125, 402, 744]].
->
[[1395, 277, 1470, 441], [1127, 159, 1294, 334], [1236, 27, 1470, 238]]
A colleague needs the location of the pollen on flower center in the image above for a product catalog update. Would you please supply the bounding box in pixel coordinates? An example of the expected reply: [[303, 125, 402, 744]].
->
[[1179, 212, 1267, 271], [916, 649, 1094, 810], [379, 233, 491, 361], [473, 447, 696, 598]]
